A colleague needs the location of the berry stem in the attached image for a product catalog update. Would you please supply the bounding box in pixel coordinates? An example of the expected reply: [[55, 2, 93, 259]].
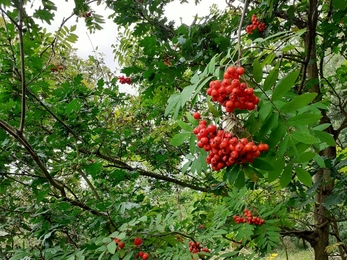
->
[[237, 0, 249, 65]]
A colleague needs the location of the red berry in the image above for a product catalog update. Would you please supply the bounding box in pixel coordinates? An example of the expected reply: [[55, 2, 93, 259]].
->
[[118, 241, 125, 249], [193, 112, 201, 120], [134, 238, 143, 246], [236, 67, 245, 75], [142, 253, 149, 260]]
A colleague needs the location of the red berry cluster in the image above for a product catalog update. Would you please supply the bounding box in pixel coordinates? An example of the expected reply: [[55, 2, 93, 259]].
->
[[189, 241, 210, 254], [50, 65, 64, 72], [135, 251, 149, 260], [117, 75, 132, 84], [113, 238, 125, 249], [206, 66, 259, 113], [193, 119, 269, 171], [246, 14, 266, 34], [233, 209, 265, 225], [133, 238, 149, 259]]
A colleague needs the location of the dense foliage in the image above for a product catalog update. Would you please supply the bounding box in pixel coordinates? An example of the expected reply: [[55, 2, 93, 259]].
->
[[0, 0, 347, 259]]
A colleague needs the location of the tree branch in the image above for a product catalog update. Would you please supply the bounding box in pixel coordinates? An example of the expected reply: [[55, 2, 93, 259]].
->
[[0, 119, 66, 197], [237, 0, 249, 65], [18, 0, 26, 134], [79, 148, 210, 192]]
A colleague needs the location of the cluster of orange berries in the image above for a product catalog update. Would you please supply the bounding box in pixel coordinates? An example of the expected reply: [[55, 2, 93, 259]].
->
[[207, 66, 259, 112], [233, 209, 265, 225], [117, 75, 132, 84], [246, 14, 266, 34], [189, 241, 210, 257], [193, 117, 268, 171]]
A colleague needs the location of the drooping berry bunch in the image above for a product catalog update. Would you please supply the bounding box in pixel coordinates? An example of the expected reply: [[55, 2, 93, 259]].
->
[[233, 209, 265, 225], [193, 118, 269, 171], [189, 241, 210, 254], [207, 66, 260, 113], [246, 14, 266, 34], [117, 75, 132, 84]]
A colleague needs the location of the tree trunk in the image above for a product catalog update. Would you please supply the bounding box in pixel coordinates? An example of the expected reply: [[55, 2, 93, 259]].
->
[[304, 0, 336, 258]]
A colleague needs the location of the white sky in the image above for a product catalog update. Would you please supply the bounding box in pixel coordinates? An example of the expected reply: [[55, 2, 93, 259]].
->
[[29, 0, 227, 92]]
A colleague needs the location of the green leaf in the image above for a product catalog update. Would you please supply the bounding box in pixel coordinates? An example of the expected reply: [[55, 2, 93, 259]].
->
[[107, 241, 116, 254], [208, 55, 216, 74], [267, 122, 286, 148], [295, 151, 316, 163], [243, 164, 259, 182], [295, 167, 312, 186], [258, 101, 273, 123], [65, 99, 82, 114], [333, 0, 347, 10], [268, 157, 285, 182], [280, 93, 318, 113], [123, 252, 133, 260], [252, 158, 274, 171], [83, 163, 103, 177], [286, 113, 322, 126], [272, 70, 300, 100], [219, 251, 239, 257], [66, 33, 78, 43], [314, 130, 336, 146], [177, 120, 193, 132], [170, 133, 191, 146], [165, 94, 180, 116], [253, 60, 263, 83], [189, 134, 196, 154], [174, 101, 181, 119], [234, 171, 245, 188], [193, 76, 214, 99], [280, 164, 293, 187], [314, 154, 326, 168], [290, 131, 319, 144], [190, 73, 199, 84], [180, 85, 195, 108], [33, 9, 55, 24], [256, 113, 279, 140], [207, 100, 222, 117], [282, 44, 296, 53], [226, 165, 241, 185], [263, 67, 278, 91]]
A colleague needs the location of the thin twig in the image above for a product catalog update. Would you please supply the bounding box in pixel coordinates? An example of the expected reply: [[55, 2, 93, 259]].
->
[[237, 0, 249, 65]]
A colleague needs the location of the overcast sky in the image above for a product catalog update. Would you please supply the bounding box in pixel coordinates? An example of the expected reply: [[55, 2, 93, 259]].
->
[[30, 0, 228, 92]]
